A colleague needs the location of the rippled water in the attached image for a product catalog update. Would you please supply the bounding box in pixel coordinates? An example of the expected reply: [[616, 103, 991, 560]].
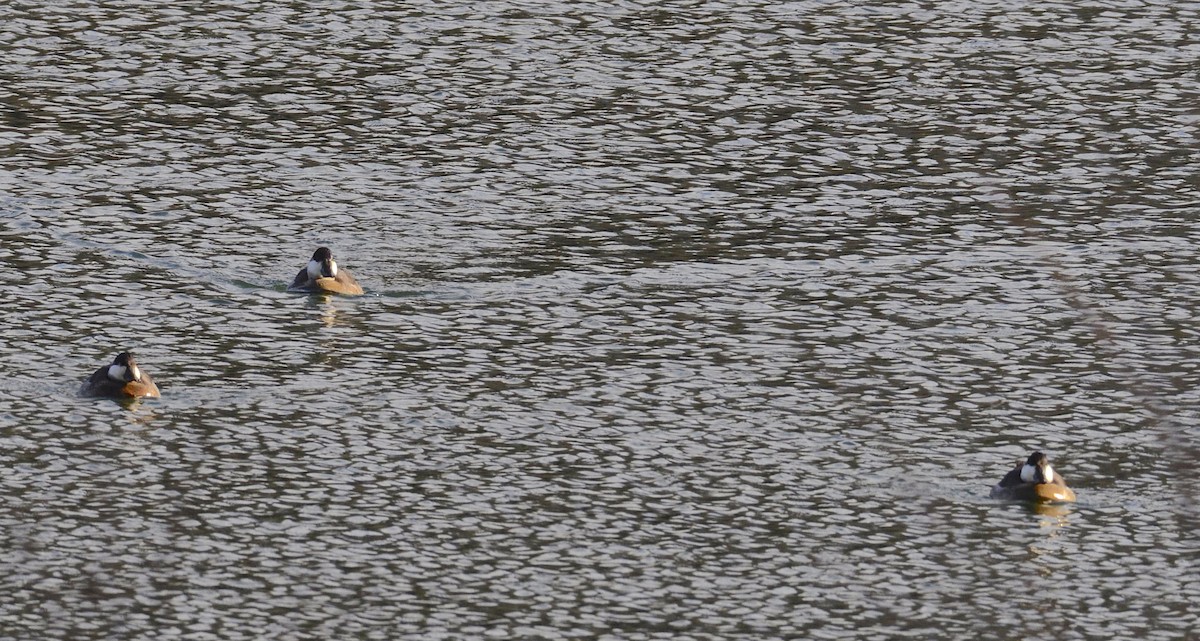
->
[[2, 1, 1198, 639]]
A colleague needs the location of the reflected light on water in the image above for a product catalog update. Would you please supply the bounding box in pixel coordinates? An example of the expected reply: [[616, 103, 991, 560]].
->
[[1, 0, 1198, 639]]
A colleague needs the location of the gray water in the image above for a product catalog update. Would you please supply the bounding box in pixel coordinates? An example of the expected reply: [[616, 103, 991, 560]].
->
[[1, 1, 1198, 639]]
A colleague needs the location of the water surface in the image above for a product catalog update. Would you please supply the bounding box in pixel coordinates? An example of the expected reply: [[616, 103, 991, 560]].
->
[[1, 1, 1198, 639]]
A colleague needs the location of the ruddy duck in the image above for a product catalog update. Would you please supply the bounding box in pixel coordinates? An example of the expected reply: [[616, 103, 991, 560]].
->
[[80, 352, 161, 399], [289, 247, 364, 295], [990, 451, 1076, 502]]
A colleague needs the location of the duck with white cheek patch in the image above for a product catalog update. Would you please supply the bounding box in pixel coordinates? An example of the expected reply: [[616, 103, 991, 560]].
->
[[288, 246, 364, 296], [990, 451, 1076, 503], [80, 352, 161, 399]]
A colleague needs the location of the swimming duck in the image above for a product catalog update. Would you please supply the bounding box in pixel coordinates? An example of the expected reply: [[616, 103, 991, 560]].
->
[[989, 451, 1076, 502], [80, 352, 161, 399], [289, 247, 364, 296]]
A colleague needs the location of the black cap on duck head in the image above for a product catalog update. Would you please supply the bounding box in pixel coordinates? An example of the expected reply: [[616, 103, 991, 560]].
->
[[107, 352, 143, 383], [1020, 451, 1054, 484], [307, 247, 338, 278]]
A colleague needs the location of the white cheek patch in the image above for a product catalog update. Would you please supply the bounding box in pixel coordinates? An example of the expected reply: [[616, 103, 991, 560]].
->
[[328, 260, 338, 277], [307, 259, 322, 279], [108, 364, 128, 381], [1020, 463, 1037, 483], [129, 365, 142, 382], [1042, 465, 1055, 484]]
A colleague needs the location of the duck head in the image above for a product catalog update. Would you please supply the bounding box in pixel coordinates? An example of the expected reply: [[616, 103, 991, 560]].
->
[[307, 247, 338, 279], [1019, 451, 1056, 484], [107, 352, 144, 383]]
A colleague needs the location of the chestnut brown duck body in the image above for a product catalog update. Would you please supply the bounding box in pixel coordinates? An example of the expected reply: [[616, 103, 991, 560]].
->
[[80, 352, 160, 399], [990, 451, 1076, 503], [289, 247, 364, 296]]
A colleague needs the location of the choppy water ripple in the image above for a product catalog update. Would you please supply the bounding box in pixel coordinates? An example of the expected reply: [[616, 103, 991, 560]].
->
[[2, 0, 1198, 640]]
